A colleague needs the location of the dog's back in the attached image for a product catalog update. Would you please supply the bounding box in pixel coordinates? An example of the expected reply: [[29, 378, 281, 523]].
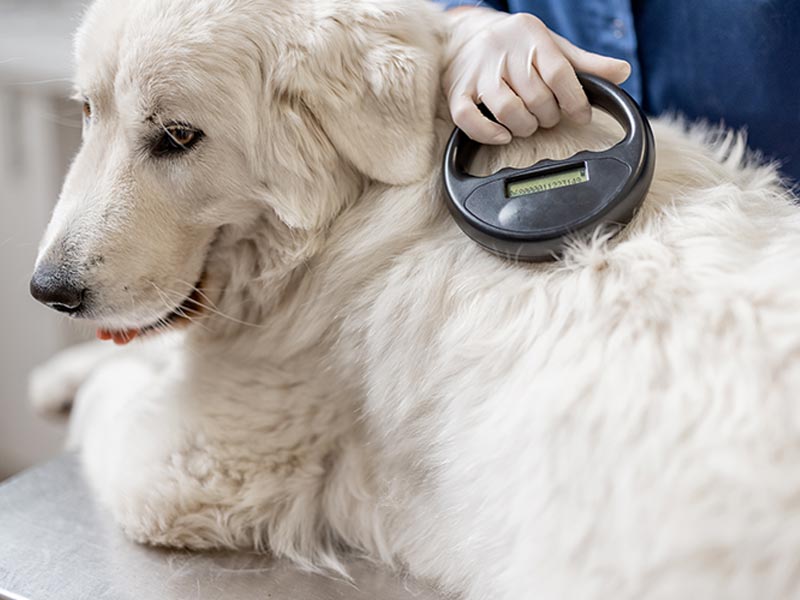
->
[[327, 109, 800, 598]]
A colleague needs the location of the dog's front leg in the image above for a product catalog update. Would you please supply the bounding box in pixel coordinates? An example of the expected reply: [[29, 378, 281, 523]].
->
[[73, 348, 367, 564], [29, 340, 121, 419], [70, 349, 239, 549], [29, 331, 185, 422]]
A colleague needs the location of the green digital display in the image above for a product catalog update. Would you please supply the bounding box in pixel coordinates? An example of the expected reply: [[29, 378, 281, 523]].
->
[[506, 166, 588, 198]]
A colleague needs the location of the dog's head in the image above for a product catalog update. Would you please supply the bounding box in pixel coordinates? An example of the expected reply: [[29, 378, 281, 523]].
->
[[30, 0, 441, 343]]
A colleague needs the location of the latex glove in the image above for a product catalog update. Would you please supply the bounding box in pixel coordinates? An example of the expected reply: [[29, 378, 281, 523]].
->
[[443, 8, 632, 144]]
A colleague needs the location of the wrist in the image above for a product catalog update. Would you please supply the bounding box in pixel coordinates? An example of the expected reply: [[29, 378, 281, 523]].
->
[[446, 5, 505, 43], [448, 6, 481, 13]]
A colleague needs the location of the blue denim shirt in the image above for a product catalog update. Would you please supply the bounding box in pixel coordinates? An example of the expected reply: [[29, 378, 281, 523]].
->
[[437, 0, 800, 182]]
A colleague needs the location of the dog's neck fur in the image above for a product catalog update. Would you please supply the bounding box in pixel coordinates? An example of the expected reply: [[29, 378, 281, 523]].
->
[[198, 216, 323, 340]]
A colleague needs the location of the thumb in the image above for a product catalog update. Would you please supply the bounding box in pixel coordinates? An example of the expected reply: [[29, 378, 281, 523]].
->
[[551, 32, 631, 85]]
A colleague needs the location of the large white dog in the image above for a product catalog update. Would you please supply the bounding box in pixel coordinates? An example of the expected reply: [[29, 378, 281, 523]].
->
[[29, 0, 800, 598]]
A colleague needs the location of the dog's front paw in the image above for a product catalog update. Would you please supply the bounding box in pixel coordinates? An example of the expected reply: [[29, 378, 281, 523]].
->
[[28, 342, 117, 420], [29, 360, 82, 420]]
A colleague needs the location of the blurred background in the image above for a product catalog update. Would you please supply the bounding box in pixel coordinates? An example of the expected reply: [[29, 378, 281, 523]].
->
[[0, 0, 91, 479]]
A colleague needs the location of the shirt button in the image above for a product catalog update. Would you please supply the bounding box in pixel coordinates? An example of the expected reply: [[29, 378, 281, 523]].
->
[[612, 18, 625, 39]]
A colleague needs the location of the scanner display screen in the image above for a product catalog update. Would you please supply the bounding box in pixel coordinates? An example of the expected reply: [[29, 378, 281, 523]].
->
[[506, 165, 588, 198]]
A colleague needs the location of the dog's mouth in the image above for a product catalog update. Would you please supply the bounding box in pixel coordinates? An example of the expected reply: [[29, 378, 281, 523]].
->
[[96, 274, 207, 345]]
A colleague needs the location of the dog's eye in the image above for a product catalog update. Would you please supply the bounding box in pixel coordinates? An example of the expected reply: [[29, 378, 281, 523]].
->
[[82, 101, 92, 121], [152, 125, 203, 157]]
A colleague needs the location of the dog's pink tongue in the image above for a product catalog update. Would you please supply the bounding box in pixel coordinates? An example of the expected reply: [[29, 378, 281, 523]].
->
[[96, 328, 140, 345]]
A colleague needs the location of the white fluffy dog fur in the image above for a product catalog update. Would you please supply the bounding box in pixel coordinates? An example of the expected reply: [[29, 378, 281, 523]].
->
[[29, 0, 800, 598]]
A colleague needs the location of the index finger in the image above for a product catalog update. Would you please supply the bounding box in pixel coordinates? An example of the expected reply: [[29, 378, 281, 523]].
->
[[450, 94, 512, 144]]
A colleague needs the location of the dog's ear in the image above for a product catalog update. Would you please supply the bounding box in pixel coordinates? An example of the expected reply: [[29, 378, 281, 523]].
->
[[279, 1, 442, 187]]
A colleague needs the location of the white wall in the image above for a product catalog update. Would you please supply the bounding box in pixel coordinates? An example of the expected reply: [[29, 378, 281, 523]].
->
[[0, 1, 88, 479]]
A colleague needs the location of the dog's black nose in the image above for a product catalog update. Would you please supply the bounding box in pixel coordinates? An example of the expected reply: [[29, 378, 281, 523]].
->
[[29, 265, 85, 314]]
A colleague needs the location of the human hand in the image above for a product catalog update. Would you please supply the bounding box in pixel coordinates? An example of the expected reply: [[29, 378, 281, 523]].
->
[[443, 8, 632, 144]]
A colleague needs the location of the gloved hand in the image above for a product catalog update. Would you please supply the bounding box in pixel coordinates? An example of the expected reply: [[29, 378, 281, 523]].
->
[[443, 8, 632, 144]]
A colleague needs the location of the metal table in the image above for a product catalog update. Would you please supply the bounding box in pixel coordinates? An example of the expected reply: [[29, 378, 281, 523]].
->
[[0, 455, 444, 600]]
